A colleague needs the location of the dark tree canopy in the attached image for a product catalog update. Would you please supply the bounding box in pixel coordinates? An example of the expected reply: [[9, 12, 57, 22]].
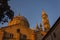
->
[[0, 0, 14, 24]]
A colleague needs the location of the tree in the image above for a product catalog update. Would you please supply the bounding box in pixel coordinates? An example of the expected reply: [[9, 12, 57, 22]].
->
[[0, 0, 14, 24]]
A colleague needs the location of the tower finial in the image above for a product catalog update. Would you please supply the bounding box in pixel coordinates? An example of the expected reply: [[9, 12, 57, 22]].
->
[[42, 9, 46, 15], [18, 8, 21, 16], [19, 12, 20, 16]]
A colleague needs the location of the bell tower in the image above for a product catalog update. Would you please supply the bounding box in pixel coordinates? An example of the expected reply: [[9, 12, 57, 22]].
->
[[42, 9, 50, 32]]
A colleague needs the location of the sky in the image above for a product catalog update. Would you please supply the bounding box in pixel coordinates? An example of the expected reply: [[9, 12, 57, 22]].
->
[[0, 0, 60, 28]]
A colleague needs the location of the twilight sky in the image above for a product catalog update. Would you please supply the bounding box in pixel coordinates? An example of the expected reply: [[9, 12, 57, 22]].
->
[[0, 0, 60, 28]]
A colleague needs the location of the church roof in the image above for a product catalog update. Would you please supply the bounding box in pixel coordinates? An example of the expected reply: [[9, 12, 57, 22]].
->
[[8, 16, 29, 28]]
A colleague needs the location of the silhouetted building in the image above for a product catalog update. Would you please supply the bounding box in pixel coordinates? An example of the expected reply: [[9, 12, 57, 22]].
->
[[42, 17, 60, 40]]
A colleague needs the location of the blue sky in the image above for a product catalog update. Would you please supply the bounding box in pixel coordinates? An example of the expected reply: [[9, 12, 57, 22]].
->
[[0, 0, 60, 28]]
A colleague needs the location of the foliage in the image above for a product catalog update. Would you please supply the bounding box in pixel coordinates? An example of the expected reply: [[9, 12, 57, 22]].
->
[[0, 0, 14, 24]]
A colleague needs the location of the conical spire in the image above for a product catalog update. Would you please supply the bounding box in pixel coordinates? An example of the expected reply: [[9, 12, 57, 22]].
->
[[36, 22, 39, 30], [42, 9, 50, 32], [40, 23, 43, 31], [42, 9, 48, 17], [42, 9, 46, 15]]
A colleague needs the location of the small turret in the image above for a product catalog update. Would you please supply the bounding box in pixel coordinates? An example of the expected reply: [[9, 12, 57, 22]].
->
[[40, 23, 43, 31], [36, 22, 39, 30]]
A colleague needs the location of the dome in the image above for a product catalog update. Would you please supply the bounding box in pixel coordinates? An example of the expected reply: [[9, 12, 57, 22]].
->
[[8, 16, 29, 27]]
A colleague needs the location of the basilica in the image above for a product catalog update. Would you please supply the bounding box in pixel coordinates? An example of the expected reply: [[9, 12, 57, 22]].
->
[[0, 10, 50, 40]]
